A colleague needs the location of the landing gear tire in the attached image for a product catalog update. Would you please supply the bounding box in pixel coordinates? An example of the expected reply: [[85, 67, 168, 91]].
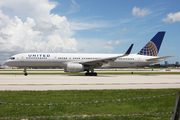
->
[[24, 73, 28, 76], [85, 72, 89, 76], [92, 72, 97, 76], [85, 72, 97, 76]]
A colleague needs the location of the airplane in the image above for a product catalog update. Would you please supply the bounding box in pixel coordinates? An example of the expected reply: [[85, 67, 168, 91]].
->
[[4, 31, 173, 76]]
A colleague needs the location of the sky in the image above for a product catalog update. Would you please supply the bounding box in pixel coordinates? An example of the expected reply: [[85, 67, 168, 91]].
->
[[0, 0, 180, 65]]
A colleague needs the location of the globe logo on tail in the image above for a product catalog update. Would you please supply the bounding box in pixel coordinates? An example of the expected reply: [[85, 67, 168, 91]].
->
[[138, 41, 158, 56]]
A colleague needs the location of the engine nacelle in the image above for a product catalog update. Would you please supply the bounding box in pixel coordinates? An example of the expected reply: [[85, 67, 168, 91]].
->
[[65, 63, 85, 73]]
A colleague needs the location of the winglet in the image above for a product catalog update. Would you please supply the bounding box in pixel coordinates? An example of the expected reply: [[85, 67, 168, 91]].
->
[[125, 44, 134, 55], [119, 44, 134, 58]]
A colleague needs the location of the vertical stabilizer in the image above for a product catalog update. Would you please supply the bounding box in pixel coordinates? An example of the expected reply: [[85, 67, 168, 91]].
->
[[137, 31, 165, 56]]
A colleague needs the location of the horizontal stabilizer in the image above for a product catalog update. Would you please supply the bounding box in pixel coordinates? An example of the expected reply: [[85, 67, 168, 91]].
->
[[146, 56, 174, 61]]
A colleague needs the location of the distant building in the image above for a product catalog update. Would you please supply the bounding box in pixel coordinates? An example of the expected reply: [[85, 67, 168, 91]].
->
[[175, 62, 179, 65], [165, 61, 168, 66], [0, 65, 9, 69]]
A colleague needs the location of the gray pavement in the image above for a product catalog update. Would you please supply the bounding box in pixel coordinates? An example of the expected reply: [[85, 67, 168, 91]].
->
[[0, 69, 180, 73], [0, 75, 180, 90]]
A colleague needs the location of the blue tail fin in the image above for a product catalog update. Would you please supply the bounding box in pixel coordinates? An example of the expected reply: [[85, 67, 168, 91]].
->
[[137, 31, 165, 56]]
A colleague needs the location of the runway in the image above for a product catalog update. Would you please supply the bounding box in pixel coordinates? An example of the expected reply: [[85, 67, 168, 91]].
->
[[0, 68, 180, 73], [0, 75, 180, 90]]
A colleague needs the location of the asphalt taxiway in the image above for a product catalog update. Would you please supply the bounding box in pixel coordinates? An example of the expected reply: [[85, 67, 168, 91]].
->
[[0, 74, 180, 90]]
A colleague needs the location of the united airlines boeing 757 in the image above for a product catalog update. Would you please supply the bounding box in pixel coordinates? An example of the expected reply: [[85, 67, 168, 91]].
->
[[5, 31, 173, 76]]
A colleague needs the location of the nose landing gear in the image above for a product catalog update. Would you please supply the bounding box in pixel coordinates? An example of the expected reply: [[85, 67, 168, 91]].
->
[[24, 68, 28, 76]]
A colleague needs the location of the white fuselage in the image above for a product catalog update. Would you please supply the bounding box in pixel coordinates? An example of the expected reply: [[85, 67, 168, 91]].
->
[[5, 53, 162, 68]]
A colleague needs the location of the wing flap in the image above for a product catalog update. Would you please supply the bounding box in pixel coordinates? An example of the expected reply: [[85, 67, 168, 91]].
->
[[80, 44, 133, 66]]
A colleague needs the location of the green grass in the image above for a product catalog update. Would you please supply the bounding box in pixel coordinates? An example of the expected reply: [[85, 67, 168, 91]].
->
[[0, 70, 64, 71], [0, 69, 159, 71], [0, 89, 179, 120]]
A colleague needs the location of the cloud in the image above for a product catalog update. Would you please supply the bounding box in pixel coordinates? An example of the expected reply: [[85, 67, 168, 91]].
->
[[77, 48, 85, 52], [65, 0, 80, 14], [106, 41, 113, 45], [0, 32, 11, 39], [162, 12, 180, 23], [0, 0, 57, 22], [114, 40, 122, 45], [76, 38, 115, 53], [71, 0, 79, 8], [122, 28, 127, 32], [106, 40, 122, 46], [132, 6, 150, 17], [0, 0, 77, 64], [33, 22, 58, 31], [103, 46, 114, 53], [69, 17, 132, 31], [70, 22, 110, 30]]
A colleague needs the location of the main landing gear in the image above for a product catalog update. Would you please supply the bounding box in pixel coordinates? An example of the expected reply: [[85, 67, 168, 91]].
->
[[85, 72, 97, 76], [24, 68, 28, 76], [85, 67, 97, 76]]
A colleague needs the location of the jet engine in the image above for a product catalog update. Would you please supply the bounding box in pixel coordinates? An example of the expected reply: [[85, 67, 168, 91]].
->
[[64, 63, 85, 72]]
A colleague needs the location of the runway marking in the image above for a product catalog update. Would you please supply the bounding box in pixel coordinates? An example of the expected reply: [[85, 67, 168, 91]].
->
[[0, 83, 180, 86]]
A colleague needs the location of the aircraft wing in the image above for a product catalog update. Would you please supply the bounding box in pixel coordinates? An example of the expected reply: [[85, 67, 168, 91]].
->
[[146, 56, 174, 61], [80, 44, 134, 66]]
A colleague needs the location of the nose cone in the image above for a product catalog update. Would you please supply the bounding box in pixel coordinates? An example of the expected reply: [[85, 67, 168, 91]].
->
[[4, 56, 17, 67], [4, 60, 10, 66], [4, 60, 13, 67]]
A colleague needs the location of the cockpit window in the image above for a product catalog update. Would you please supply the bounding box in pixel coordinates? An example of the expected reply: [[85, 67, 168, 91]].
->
[[9, 57, 15, 60]]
